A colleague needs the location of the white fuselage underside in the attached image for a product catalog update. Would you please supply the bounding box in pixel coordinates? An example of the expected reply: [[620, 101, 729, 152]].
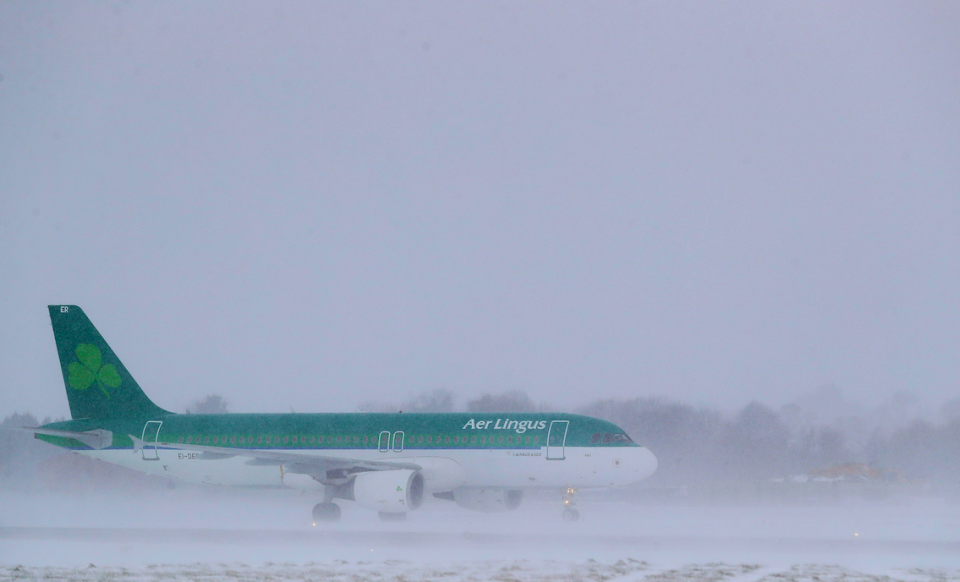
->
[[80, 444, 657, 491]]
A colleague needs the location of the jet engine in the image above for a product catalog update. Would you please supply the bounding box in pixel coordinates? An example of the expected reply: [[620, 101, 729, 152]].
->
[[341, 470, 425, 513], [445, 487, 523, 512]]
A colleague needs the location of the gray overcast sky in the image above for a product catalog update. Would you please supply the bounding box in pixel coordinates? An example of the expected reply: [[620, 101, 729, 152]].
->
[[1, 2, 958, 419]]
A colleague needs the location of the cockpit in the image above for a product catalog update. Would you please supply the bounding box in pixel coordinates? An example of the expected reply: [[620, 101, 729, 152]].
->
[[590, 432, 633, 444]]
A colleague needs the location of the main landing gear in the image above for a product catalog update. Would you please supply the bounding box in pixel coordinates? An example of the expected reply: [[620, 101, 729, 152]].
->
[[312, 502, 341, 523], [561, 487, 580, 522]]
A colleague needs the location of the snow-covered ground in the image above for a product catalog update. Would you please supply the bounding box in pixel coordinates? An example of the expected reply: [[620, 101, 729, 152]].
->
[[1, 486, 958, 581]]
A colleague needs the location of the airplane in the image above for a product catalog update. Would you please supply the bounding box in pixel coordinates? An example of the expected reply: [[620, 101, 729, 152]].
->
[[25, 305, 657, 522]]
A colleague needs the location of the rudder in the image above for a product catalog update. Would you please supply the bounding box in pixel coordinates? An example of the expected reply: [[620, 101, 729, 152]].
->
[[48, 305, 170, 420]]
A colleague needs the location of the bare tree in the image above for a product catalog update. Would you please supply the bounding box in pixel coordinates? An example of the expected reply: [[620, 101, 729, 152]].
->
[[402, 388, 456, 413], [466, 390, 536, 413], [186, 394, 229, 414]]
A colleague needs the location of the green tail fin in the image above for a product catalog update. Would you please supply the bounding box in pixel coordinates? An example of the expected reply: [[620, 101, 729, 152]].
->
[[48, 305, 170, 420]]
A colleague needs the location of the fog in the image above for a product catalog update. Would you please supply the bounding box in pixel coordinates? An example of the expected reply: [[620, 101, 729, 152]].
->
[[3, 392, 960, 576], [2, 0, 960, 577], [2, 2, 960, 419], [2, 440, 960, 577]]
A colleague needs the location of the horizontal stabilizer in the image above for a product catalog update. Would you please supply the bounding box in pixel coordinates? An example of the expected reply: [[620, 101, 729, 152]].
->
[[8, 426, 114, 450]]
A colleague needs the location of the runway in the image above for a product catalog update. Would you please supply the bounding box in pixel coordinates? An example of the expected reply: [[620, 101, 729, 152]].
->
[[2, 525, 959, 558], [2, 489, 959, 573]]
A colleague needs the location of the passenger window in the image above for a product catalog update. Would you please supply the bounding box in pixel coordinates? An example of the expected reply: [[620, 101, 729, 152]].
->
[[426, 435, 432, 443], [533, 436, 539, 443]]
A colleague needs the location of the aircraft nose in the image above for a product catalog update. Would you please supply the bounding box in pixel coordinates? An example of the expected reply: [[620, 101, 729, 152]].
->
[[629, 446, 658, 482]]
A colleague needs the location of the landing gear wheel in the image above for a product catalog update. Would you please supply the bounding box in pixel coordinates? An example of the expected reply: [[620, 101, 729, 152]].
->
[[378, 512, 407, 522], [312, 502, 341, 523], [560, 486, 579, 521]]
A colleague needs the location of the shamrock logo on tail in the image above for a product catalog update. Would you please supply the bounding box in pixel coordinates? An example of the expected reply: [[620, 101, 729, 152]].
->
[[68, 344, 121, 398]]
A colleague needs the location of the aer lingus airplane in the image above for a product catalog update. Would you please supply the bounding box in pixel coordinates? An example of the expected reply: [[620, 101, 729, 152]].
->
[[27, 305, 657, 522]]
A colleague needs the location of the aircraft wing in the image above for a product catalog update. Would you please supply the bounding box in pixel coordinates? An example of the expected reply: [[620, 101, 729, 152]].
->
[[128, 435, 421, 483]]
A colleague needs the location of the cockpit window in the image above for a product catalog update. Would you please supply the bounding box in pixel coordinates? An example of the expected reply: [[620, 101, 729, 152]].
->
[[602, 433, 613, 443], [590, 433, 601, 444], [602, 432, 633, 444]]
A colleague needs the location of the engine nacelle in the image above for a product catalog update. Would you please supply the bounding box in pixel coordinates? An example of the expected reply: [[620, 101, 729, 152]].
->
[[452, 488, 523, 512], [348, 470, 424, 513]]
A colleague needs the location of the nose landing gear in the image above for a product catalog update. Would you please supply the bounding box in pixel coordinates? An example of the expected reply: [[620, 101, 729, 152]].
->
[[561, 487, 580, 521]]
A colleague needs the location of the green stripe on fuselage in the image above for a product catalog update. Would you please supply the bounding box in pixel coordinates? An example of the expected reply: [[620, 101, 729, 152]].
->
[[37, 413, 641, 451]]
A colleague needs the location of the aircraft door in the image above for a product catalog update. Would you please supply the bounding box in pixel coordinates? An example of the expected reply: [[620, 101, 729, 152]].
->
[[546, 420, 569, 460], [141, 420, 162, 461]]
